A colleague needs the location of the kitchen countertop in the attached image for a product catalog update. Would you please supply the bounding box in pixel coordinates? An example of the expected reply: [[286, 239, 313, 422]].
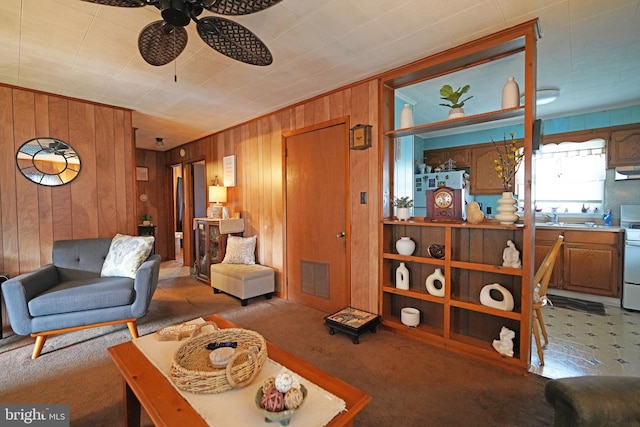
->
[[535, 223, 625, 232]]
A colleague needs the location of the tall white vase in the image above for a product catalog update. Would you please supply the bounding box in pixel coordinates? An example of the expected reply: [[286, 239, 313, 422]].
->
[[494, 191, 519, 225], [396, 262, 409, 290], [399, 104, 413, 128], [502, 77, 520, 109]]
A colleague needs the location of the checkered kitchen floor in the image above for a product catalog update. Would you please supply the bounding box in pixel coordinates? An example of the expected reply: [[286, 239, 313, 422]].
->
[[529, 302, 640, 379]]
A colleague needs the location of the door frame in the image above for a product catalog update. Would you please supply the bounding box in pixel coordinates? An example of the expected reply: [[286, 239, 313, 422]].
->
[[282, 117, 352, 305]]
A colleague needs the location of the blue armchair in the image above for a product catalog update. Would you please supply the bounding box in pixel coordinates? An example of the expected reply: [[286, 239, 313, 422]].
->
[[1, 237, 161, 359]]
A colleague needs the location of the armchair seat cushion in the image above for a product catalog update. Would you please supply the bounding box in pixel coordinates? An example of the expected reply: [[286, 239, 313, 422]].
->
[[545, 376, 640, 426], [28, 277, 135, 317]]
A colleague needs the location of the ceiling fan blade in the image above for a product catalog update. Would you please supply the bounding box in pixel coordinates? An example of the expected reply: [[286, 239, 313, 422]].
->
[[197, 16, 272, 66], [80, 0, 148, 6], [138, 21, 188, 66], [202, 0, 283, 16]]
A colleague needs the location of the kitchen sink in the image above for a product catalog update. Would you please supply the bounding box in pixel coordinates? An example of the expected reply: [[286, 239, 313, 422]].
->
[[535, 222, 599, 228]]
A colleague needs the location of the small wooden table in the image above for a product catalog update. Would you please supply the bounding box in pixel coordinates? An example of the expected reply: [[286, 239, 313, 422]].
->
[[108, 314, 370, 427]]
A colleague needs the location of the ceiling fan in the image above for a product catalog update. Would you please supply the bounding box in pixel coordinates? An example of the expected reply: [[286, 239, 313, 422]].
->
[[81, 0, 282, 66]]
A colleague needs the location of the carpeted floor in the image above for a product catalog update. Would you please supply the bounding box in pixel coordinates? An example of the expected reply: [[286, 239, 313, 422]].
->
[[0, 262, 555, 426]]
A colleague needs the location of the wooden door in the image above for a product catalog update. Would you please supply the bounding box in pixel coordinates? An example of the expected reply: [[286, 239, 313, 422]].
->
[[285, 123, 348, 313]]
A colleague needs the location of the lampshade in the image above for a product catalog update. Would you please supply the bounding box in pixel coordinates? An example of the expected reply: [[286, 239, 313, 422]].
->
[[208, 185, 227, 204]]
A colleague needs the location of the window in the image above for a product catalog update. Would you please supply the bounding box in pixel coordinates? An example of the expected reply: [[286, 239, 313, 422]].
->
[[516, 138, 606, 214]]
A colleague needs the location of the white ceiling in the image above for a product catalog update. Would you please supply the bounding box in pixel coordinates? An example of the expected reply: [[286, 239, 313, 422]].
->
[[2, 0, 639, 151]]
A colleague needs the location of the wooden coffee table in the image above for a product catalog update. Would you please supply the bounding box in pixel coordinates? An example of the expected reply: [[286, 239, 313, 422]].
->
[[108, 314, 370, 427]]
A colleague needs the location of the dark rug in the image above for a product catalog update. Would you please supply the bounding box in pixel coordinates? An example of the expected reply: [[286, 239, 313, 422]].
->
[[548, 295, 607, 315]]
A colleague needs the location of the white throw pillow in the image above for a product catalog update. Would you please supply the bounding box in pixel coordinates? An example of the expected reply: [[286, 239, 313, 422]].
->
[[222, 235, 256, 264], [101, 234, 155, 278]]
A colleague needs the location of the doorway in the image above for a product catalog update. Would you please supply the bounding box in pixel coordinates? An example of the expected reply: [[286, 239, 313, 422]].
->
[[171, 160, 206, 267], [285, 122, 349, 313], [171, 164, 184, 264]]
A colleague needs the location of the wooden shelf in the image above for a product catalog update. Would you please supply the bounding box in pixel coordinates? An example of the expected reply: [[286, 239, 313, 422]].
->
[[384, 107, 524, 139], [383, 218, 524, 230], [382, 285, 445, 305], [450, 298, 521, 320], [379, 20, 537, 374], [382, 252, 444, 266], [450, 260, 523, 276]]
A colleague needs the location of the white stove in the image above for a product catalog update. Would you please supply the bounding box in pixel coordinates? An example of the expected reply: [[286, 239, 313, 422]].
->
[[621, 205, 640, 311]]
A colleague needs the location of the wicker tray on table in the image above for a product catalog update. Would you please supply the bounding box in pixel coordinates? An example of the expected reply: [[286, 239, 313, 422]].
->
[[170, 321, 268, 394]]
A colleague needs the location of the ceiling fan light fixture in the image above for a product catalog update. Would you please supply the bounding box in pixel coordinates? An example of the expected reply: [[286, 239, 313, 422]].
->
[[521, 88, 560, 105], [84, 0, 280, 66], [160, 0, 192, 27], [536, 89, 560, 105]]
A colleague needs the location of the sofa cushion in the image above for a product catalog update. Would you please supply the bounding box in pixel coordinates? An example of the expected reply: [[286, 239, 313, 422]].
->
[[28, 277, 135, 317], [222, 235, 256, 265], [101, 234, 154, 279]]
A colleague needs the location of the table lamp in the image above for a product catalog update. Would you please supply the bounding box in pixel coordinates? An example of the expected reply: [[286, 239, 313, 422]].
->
[[207, 177, 227, 219]]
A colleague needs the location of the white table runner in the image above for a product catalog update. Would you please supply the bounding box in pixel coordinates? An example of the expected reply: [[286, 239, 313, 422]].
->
[[133, 319, 346, 426]]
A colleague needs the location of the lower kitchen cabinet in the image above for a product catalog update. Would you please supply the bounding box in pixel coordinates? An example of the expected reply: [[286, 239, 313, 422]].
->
[[535, 228, 624, 298]]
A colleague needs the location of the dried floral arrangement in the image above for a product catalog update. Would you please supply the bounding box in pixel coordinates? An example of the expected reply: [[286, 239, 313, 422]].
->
[[493, 132, 523, 192]]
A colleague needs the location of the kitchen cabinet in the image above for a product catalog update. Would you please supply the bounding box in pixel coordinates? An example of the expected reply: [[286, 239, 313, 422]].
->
[[534, 230, 564, 289], [470, 141, 524, 195], [608, 127, 640, 167], [423, 146, 470, 170], [380, 20, 539, 373], [535, 228, 623, 298], [470, 144, 506, 195], [194, 218, 244, 283]]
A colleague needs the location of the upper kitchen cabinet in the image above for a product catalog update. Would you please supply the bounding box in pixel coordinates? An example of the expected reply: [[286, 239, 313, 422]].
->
[[470, 139, 524, 195], [608, 126, 640, 167], [423, 146, 471, 170]]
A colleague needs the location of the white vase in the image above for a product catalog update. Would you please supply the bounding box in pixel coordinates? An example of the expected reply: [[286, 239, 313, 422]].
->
[[480, 283, 514, 311], [396, 262, 409, 290], [448, 108, 464, 119], [425, 268, 445, 297], [502, 77, 520, 109], [399, 104, 413, 128], [396, 207, 410, 221], [395, 237, 415, 256], [494, 191, 519, 225]]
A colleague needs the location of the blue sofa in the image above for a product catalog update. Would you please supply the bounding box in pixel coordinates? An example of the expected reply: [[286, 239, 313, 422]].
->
[[1, 237, 161, 359]]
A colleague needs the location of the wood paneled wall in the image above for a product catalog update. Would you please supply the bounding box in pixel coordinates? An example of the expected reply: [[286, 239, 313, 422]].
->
[[0, 85, 136, 278], [165, 80, 380, 312]]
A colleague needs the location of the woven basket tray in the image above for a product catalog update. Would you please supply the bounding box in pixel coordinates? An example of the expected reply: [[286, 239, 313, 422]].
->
[[170, 321, 268, 394]]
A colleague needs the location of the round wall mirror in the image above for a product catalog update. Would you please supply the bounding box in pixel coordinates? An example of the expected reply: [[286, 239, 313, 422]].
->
[[16, 137, 81, 186]]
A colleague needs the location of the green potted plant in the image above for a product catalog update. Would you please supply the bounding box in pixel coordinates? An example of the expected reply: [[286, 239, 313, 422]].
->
[[439, 84, 473, 119], [393, 196, 414, 221], [140, 213, 152, 226]]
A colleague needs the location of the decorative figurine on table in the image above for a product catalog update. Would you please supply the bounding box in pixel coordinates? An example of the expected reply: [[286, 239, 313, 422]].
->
[[492, 326, 515, 357], [502, 240, 522, 268], [603, 209, 613, 226]]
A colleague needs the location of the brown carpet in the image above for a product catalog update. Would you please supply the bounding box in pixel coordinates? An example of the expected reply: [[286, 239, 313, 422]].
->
[[0, 262, 554, 426]]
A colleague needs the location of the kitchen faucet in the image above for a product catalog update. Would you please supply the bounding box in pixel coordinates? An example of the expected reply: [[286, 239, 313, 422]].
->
[[545, 207, 560, 224]]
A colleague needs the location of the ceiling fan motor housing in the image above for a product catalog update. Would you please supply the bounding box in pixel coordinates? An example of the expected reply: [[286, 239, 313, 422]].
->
[[159, 0, 202, 27]]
